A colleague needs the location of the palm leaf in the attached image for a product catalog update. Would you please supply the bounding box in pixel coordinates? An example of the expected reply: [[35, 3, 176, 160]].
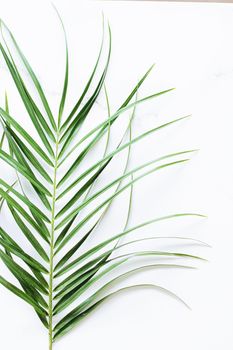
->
[[0, 12, 206, 350]]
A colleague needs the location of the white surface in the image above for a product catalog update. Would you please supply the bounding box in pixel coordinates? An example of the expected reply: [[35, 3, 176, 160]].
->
[[0, 0, 233, 349]]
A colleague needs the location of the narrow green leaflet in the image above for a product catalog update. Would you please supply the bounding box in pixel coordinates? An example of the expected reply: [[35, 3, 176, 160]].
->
[[53, 279, 190, 340], [54, 260, 106, 300], [0, 189, 49, 242], [54, 235, 207, 296], [0, 237, 49, 324], [0, 150, 51, 196], [0, 40, 55, 156], [57, 88, 175, 187], [54, 88, 132, 250], [0, 224, 49, 290], [9, 207, 49, 262], [53, 6, 69, 127], [0, 108, 54, 166], [0, 19, 56, 130], [0, 236, 48, 273], [60, 15, 105, 132], [56, 151, 194, 225], [0, 178, 49, 222], [55, 106, 135, 288], [58, 63, 155, 163], [7, 132, 51, 212], [0, 275, 48, 317], [58, 86, 174, 167], [53, 259, 128, 315], [0, 49, 55, 142], [6, 127, 53, 184], [0, 249, 48, 294], [56, 164, 107, 216], [54, 252, 195, 301], [54, 87, 123, 266], [0, 180, 17, 211], [53, 261, 194, 339], [3, 121, 52, 211], [55, 213, 205, 277], [53, 251, 200, 316], [0, 131, 5, 148], [55, 159, 191, 252], [58, 24, 112, 156], [57, 116, 189, 197]]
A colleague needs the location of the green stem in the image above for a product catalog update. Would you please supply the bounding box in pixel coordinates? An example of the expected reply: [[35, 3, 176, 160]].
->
[[48, 133, 59, 350]]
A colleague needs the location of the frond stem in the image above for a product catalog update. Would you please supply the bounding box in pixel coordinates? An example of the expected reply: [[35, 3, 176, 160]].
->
[[48, 132, 59, 350]]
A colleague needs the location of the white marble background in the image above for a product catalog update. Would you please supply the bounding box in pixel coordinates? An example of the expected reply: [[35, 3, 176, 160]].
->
[[0, 0, 233, 349]]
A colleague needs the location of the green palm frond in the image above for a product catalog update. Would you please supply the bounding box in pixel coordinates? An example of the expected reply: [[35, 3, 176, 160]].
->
[[0, 9, 206, 350]]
